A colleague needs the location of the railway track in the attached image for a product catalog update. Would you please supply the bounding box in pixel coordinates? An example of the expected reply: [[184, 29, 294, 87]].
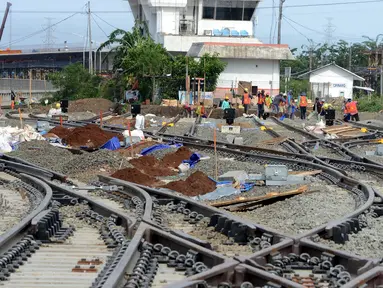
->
[[3, 110, 383, 287]]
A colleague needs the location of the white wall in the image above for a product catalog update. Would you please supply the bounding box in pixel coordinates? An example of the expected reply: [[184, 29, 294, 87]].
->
[[214, 58, 280, 96], [310, 66, 355, 99]]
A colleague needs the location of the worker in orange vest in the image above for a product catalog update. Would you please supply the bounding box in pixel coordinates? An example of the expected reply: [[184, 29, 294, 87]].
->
[[256, 90, 265, 118], [345, 98, 359, 121], [242, 88, 251, 114], [298, 92, 308, 120]]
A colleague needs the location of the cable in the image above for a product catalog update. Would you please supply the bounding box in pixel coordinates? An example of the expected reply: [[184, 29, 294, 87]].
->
[[92, 13, 119, 30], [1, 0, 382, 14], [283, 16, 311, 42], [91, 14, 109, 38], [283, 15, 367, 41], [0, 12, 80, 48]]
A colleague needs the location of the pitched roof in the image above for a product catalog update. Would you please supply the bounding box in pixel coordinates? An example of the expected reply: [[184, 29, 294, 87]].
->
[[298, 63, 364, 81]]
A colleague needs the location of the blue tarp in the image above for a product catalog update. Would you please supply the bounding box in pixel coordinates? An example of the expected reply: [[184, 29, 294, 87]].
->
[[141, 143, 183, 155], [100, 136, 121, 151], [182, 153, 201, 168]]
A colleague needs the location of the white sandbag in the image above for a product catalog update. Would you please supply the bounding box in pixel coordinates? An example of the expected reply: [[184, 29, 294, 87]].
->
[[134, 114, 145, 130], [122, 129, 145, 140], [0, 137, 12, 153]]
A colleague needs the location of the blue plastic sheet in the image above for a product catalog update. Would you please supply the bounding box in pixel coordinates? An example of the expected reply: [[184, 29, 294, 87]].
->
[[100, 136, 121, 151], [280, 114, 286, 120], [182, 153, 201, 168], [140, 143, 182, 155]]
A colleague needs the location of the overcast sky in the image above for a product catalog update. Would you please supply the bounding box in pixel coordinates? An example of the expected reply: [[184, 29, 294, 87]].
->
[[0, 0, 382, 50]]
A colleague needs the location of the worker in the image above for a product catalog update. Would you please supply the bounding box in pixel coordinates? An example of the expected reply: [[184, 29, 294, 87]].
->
[[182, 104, 192, 118], [298, 92, 308, 120], [271, 93, 286, 117], [256, 90, 265, 118], [342, 100, 351, 122], [263, 93, 272, 119], [321, 103, 335, 126], [290, 99, 297, 120], [242, 88, 251, 114], [310, 97, 324, 121], [345, 98, 359, 121], [221, 96, 231, 110], [195, 102, 206, 118]]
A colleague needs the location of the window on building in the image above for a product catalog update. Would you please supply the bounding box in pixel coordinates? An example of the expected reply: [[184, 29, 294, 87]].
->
[[202, 0, 258, 21], [202, 0, 215, 19]]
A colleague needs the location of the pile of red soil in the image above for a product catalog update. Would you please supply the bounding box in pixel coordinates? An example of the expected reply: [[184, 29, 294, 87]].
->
[[111, 167, 162, 186], [62, 124, 123, 148], [161, 171, 216, 196], [69, 98, 113, 113], [48, 126, 73, 138], [129, 155, 176, 177], [161, 146, 193, 168]]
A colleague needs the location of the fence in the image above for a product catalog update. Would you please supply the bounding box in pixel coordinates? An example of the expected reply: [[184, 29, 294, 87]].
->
[[0, 78, 56, 93]]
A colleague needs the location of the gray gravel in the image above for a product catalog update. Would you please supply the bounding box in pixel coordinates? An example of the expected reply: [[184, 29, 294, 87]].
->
[[0, 184, 30, 235], [145, 116, 172, 133], [232, 184, 355, 235], [165, 122, 192, 136], [9, 140, 129, 182], [349, 144, 383, 164], [319, 211, 383, 259], [309, 146, 348, 160]]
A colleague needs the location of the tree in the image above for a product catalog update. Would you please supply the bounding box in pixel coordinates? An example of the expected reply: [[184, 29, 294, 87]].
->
[[49, 63, 101, 100]]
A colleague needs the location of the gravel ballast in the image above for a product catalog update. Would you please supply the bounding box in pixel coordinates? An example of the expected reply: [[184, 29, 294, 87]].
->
[[319, 211, 383, 259], [232, 184, 356, 236], [0, 184, 30, 235], [349, 144, 383, 165], [9, 140, 129, 182]]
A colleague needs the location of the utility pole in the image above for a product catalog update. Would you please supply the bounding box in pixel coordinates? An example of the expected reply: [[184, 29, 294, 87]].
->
[[87, 1, 93, 74], [277, 0, 285, 44], [380, 47, 383, 96], [185, 57, 189, 105], [348, 44, 352, 71]]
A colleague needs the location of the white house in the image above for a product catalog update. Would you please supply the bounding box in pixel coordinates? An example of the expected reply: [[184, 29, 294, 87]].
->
[[298, 63, 365, 100], [125, 0, 294, 97]]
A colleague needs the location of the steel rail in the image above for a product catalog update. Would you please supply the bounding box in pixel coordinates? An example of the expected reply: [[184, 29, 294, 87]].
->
[[0, 173, 52, 252]]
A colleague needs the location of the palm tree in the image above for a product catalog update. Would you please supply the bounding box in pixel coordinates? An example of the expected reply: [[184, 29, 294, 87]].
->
[[97, 21, 150, 70]]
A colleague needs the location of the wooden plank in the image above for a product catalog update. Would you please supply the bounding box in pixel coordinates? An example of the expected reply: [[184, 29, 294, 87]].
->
[[210, 185, 308, 208], [323, 126, 354, 133], [322, 125, 350, 132], [289, 170, 322, 176]]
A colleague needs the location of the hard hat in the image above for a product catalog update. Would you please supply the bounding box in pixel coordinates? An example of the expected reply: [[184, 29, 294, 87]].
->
[[301, 92, 307, 96], [56, 103, 61, 109], [244, 88, 248, 92], [323, 103, 329, 109], [225, 96, 229, 100], [347, 98, 352, 102]]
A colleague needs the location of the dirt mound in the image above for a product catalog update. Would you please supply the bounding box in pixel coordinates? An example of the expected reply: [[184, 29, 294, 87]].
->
[[63, 124, 123, 148], [129, 155, 176, 177], [162, 171, 216, 196], [161, 146, 193, 168], [69, 98, 113, 113], [48, 126, 73, 138], [111, 167, 162, 186]]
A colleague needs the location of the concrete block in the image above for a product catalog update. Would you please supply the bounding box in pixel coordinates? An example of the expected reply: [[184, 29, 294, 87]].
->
[[221, 126, 241, 134], [226, 134, 235, 144], [265, 165, 288, 181], [376, 145, 383, 156], [248, 174, 265, 181], [218, 170, 249, 183], [266, 175, 306, 186], [234, 137, 244, 145]]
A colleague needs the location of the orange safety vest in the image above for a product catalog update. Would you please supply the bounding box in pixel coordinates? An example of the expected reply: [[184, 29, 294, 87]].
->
[[257, 94, 264, 105], [300, 96, 307, 107], [243, 93, 251, 105], [346, 101, 358, 114]]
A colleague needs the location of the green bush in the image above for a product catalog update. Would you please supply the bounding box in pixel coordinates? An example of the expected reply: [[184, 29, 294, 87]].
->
[[357, 96, 383, 112]]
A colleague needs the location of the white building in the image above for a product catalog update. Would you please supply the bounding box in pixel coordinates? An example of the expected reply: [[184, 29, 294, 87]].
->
[[126, 0, 294, 97], [298, 63, 365, 100]]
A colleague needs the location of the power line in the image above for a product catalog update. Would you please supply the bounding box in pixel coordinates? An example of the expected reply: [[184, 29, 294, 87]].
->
[[0, 0, 382, 14], [0, 12, 80, 49], [283, 16, 311, 42], [92, 13, 119, 30], [91, 14, 109, 38]]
